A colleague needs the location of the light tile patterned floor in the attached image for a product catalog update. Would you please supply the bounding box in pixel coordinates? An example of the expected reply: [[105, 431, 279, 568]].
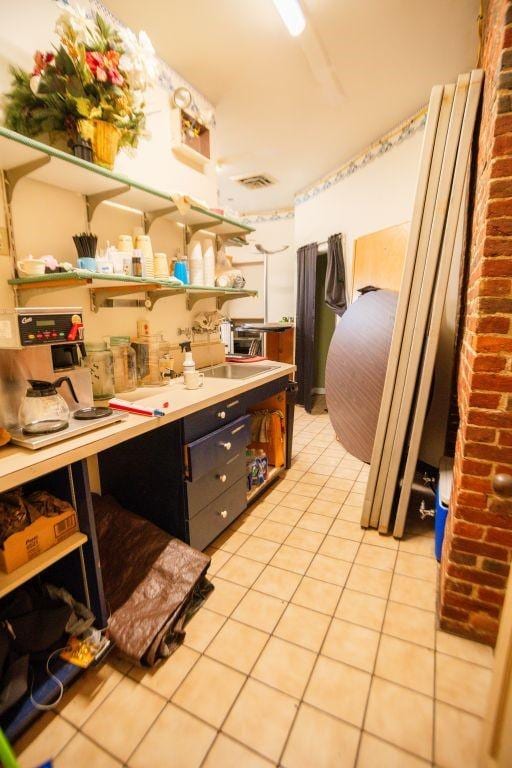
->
[[15, 407, 494, 768]]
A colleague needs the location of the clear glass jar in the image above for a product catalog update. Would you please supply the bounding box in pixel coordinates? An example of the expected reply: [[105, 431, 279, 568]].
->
[[110, 339, 137, 392], [132, 333, 172, 386], [84, 342, 115, 399]]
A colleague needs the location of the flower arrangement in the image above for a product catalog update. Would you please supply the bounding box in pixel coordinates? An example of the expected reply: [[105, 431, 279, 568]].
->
[[3, 3, 158, 169]]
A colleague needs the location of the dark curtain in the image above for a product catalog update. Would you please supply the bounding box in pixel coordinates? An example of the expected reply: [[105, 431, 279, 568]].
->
[[296, 242, 318, 412], [325, 233, 347, 316]]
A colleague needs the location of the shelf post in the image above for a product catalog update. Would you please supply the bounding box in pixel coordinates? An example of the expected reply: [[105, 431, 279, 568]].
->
[[85, 185, 130, 226]]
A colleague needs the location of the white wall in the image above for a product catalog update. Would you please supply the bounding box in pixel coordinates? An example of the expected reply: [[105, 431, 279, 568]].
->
[[294, 129, 425, 281], [226, 215, 295, 322]]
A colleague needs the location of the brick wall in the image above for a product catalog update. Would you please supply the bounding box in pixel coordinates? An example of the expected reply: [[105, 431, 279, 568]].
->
[[440, 0, 512, 646]]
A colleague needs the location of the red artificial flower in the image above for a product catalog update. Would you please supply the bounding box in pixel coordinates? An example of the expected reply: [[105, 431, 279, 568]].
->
[[33, 50, 55, 75], [108, 68, 124, 86], [86, 51, 108, 82]]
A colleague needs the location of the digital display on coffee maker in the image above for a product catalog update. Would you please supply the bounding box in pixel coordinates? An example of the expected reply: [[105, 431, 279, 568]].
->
[[35, 320, 56, 328]]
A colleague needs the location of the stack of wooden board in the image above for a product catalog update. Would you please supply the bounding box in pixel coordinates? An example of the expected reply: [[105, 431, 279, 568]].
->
[[361, 69, 483, 538]]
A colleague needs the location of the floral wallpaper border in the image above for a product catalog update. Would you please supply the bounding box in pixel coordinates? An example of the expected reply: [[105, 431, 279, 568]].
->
[[241, 208, 295, 225], [56, 0, 214, 124], [295, 107, 426, 206]]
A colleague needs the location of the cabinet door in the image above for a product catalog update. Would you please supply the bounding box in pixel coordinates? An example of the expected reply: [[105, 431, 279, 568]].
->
[[185, 416, 250, 481], [189, 477, 247, 551], [187, 451, 246, 517]]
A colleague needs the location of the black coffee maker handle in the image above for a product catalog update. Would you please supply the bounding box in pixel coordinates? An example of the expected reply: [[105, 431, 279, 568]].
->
[[54, 376, 79, 403]]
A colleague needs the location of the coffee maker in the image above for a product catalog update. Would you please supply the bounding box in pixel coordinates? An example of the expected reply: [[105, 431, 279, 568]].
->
[[0, 307, 93, 430]]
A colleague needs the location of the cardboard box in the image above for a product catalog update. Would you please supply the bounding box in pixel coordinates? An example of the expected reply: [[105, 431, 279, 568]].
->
[[0, 507, 78, 573]]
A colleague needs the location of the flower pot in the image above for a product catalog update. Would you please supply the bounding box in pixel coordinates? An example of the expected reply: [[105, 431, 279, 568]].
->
[[91, 120, 121, 170], [36, 131, 71, 154]]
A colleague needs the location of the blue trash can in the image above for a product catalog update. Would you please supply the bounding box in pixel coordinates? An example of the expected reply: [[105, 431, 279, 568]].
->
[[435, 456, 454, 562]]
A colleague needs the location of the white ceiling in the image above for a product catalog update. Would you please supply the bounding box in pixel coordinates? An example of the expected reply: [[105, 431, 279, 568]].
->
[[105, 0, 480, 213]]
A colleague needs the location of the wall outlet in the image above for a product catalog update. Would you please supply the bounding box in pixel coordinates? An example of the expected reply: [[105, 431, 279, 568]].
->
[[0, 227, 9, 257]]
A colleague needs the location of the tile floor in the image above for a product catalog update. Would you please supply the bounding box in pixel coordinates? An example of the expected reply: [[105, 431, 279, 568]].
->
[[15, 407, 494, 768]]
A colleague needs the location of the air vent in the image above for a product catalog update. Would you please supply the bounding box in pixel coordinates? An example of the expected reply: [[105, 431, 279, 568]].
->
[[231, 173, 277, 189]]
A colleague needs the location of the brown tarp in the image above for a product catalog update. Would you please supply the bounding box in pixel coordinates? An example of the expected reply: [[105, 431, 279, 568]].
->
[[93, 494, 210, 666]]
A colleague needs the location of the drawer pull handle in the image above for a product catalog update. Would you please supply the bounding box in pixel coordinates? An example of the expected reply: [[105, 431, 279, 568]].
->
[[220, 441, 232, 451], [217, 410, 226, 419], [218, 474, 227, 483], [231, 425, 244, 435], [219, 510, 228, 519], [227, 400, 239, 408]]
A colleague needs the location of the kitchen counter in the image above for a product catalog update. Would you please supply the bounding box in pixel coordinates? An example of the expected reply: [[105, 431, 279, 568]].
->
[[0, 361, 295, 493]]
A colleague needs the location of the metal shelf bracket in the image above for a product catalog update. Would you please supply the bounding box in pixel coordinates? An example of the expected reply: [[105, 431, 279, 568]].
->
[[185, 221, 218, 244], [85, 185, 130, 224], [5, 156, 51, 203], [143, 205, 178, 233]]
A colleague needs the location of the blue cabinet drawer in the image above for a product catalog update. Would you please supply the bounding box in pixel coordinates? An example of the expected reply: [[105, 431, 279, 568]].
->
[[187, 450, 246, 518], [189, 477, 247, 551], [185, 415, 250, 482], [183, 394, 246, 442]]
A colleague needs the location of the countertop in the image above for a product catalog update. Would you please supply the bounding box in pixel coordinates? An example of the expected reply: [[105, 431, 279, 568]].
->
[[0, 362, 295, 493]]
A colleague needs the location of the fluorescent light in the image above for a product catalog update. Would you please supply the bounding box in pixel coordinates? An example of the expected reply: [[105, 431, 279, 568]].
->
[[272, 0, 306, 36]]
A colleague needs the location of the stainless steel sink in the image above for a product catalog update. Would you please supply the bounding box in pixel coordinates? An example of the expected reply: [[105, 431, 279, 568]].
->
[[202, 363, 280, 379]]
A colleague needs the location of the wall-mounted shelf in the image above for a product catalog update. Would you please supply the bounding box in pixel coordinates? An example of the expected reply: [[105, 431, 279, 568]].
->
[[0, 126, 252, 244], [9, 272, 258, 312], [0, 532, 87, 599]]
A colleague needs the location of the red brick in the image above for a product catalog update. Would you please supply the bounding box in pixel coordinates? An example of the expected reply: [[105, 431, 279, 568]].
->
[[465, 425, 497, 443], [492, 134, 512, 157], [468, 392, 502, 409], [473, 356, 507, 372], [444, 591, 501, 618], [466, 442, 512, 462], [486, 526, 512, 547], [461, 458, 492, 476], [482, 558, 510, 576], [459, 475, 492, 494], [495, 113, 512, 135], [447, 563, 507, 588], [441, 605, 470, 623], [453, 519, 485, 538], [481, 257, 512, 276], [478, 586, 506, 606], [445, 577, 474, 595], [475, 315, 510, 333], [500, 429, 512, 445], [483, 236, 512, 256], [491, 155, 512, 176], [474, 337, 512, 354], [469, 409, 512, 428], [478, 296, 512, 313], [452, 536, 509, 561]]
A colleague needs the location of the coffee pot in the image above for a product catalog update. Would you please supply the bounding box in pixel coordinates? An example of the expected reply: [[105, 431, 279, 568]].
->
[[18, 378, 79, 435]]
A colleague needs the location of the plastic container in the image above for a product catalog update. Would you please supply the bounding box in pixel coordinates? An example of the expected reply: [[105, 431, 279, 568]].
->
[[132, 333, 172, 386], [110, 338, 137, 392], [435, 456, 454, 561], [84, 342, 115, 399]]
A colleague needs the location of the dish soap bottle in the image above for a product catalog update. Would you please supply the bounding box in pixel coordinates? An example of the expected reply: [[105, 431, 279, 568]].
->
[[180, 341, 195, 375]]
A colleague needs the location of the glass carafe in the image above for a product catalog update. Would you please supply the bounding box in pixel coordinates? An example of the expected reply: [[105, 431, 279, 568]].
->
[[18, 377, 78, 435]]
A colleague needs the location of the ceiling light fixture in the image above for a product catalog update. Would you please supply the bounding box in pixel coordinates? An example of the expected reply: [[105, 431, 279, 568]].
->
[[272, 0, 306, 37]]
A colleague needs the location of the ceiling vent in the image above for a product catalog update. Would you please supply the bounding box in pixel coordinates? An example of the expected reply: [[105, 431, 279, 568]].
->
[[231, 173, 277, 190]]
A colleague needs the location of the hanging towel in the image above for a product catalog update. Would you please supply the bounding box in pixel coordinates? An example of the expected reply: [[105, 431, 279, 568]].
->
[[325, 233, 347, 316]]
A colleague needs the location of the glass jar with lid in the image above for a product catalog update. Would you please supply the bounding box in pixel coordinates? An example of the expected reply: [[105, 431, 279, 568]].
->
[[84, 342, 114, 399], [110, 337, 137, 392], [132, 333, 172, 386]]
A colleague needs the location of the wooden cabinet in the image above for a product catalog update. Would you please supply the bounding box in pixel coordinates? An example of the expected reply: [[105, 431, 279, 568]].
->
[[99, 375, 292, 551], [266, 327, 295, 364]]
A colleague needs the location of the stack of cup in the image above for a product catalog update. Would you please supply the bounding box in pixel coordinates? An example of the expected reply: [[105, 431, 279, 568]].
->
[[203, 240, 215, 287], [188, 240, 204, 286]]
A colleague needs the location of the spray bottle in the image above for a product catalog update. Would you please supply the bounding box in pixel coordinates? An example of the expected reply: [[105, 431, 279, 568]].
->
[[180, 341, 195, 375]]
